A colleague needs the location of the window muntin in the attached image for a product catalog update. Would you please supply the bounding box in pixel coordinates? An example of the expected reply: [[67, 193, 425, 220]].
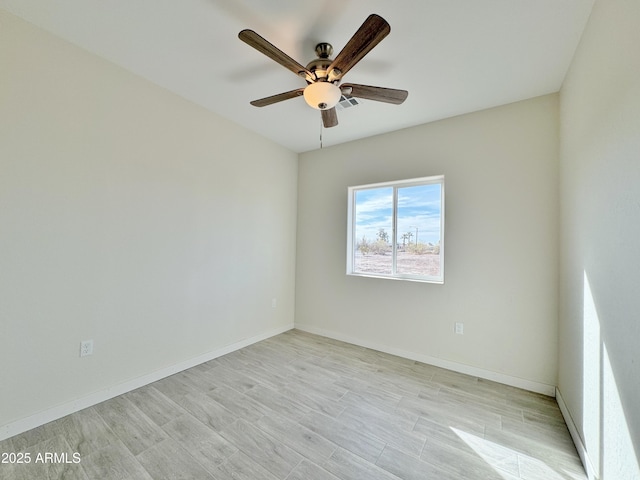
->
[[347, 176, 444, 283]]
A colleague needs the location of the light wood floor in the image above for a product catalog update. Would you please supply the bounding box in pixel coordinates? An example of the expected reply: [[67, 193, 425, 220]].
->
[[0, 330, 586, 480]]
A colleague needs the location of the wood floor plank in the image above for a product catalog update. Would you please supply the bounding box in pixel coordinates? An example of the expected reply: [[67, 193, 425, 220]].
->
[[376, 445, 460, 480], [81, 439, 153, 480], [161, 413, 237, 471], [336, 405, 426, 456], [419, 428, 521, 478], [206, 385, 270, 422], [398, 392, 494, 433], [254, 412, 337, 465], [284, 358, 342, 385], [218, 419, 302, 479], [151, 372, 205, 403], [205, 363, 259, 393], [322, 447, 403, 480], [484, 425, 586, 477], [94, 396, 167, 456], [135, 438, 216, 480], [213, 450, 279, 480], [41, 407, 120, 456], [244, 384, 311, 421], [286, 459, 341, 480], [289, 372, 349, 402], [517, 453, 584, 480], [123, 385, 187, 427], [413, 415, 483, 448], [2, 419, 56, 453], [337, 386, 404, 414], [277, 382, 345, 418], [174, 390, 236, 432], [299, 410, 387, 463]]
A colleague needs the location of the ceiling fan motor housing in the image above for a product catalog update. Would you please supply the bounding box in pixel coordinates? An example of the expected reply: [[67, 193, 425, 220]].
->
[[307, 43, 342, 83], [307, 63, 332, 82]]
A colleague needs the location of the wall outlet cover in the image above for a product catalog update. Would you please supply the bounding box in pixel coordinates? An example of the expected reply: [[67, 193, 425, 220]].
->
[[80, 340, 94, 357]]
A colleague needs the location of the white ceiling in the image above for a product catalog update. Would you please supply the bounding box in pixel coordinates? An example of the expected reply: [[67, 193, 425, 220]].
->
[[1, 0, 593, 153]]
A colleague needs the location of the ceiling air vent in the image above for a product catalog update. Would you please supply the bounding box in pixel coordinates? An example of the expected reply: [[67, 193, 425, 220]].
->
[[336, 95, 360, 110]]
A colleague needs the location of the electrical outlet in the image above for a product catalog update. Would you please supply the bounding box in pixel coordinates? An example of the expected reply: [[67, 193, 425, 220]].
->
[[455, 323, 464, 335], [80, 340, 93, 357], [271, 298, 277, 308]]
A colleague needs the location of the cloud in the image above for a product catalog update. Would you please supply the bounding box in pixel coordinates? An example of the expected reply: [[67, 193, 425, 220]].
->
[[354, 189, 393, 215]]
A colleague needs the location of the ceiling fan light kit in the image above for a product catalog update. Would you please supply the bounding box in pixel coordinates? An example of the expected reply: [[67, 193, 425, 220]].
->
[[238, 14, 408, 128], [303, 81, 341, 110]]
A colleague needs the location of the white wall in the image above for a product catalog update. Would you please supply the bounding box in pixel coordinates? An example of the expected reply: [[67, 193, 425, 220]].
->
[[558, 0, 640, 476], [296, 95, 559, 393], [0, 10, 297, 436]]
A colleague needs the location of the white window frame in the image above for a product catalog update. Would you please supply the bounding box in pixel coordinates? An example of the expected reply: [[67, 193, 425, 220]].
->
[[347, 175, 445, 284]]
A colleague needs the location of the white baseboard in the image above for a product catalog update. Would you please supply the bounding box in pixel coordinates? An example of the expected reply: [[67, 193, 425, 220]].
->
[[555, 387, 598, 480], [294, 323, 556, 397], [0, 323, 294, 442]]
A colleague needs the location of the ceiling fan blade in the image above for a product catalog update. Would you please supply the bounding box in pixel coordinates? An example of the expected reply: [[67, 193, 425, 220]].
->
[[328, 14, 390, 79], [239, 30, 313, 79], [341, 83, 408, 104], [321, 108, 338, 128], [250, 88, 305, 107]]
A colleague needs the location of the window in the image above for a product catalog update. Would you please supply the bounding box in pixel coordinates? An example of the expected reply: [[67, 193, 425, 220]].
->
[[347, 175, 444, 283]]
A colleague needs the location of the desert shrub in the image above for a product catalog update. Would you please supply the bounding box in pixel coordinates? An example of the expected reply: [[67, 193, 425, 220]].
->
[[357, 236, 371, 255], [370, 239, 391, 255], [407, 242, 431, 255]]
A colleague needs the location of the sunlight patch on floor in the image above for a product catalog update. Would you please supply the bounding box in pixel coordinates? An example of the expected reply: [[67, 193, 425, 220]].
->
[[452, 427, 584, 480]]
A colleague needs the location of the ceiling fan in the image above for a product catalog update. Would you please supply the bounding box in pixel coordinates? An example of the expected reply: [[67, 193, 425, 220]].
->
[[238, 14, 408, 128]]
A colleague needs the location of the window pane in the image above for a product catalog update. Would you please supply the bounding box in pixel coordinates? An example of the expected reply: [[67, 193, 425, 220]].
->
[[353, 187, 393, 275], [396, 183, 442, 277]]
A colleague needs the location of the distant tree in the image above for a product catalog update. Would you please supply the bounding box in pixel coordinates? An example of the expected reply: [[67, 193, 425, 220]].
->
[[406, 231, 414, 244], [377, 228, 389, 243], [401, 233, 410, 247]]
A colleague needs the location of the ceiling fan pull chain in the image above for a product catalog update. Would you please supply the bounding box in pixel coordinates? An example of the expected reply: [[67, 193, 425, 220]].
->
[[320, 116, 323, 149]]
